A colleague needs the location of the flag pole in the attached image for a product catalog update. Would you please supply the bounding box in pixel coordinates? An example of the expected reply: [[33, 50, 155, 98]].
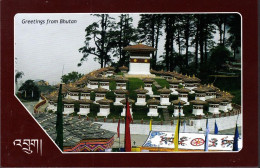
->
[[118, 117, 120, 151], [178, 102, 181, 142]]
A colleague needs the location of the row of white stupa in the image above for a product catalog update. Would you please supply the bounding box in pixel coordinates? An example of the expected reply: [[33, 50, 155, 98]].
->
[[46, 81, 233, 118]]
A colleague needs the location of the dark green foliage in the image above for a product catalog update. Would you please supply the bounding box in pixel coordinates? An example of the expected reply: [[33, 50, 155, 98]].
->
[[38, 85, 56, 94], [109, 80, 116, 90], [55, 84, 63, 150], [115, 14, 138, 67], [61, 71, 83, 84], [138, 14, 163, 69], [132, 105, 149, 120], [106, 91, 116, 101], [18, 80, 40, 101], [169, 95, 178, 102], [108, 104, 123, 118], [167, 105, 175, 117], [183, 105, 193, 117], [128, 78, 144, 100], [188, 94, 195, 101], [209, 45, 232, 71], [154, 78, 169, 88], [74, 102, 80, 112], [89, 103, 99, 117], [206, 75, 241, 105], [15, 71, 24, 84], [78, 14, 117, 68], [90, 92, 95, 101]]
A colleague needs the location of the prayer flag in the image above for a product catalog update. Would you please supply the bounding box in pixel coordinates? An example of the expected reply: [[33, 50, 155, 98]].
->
[[214, 120, 218, 134], [174, 102, 181, 151], [174, 119, 180, 151], [204, 118, 209, 151], [117, 118, 120, 138], [124, 99, 132, 152], [149, 119, 152, 131], [183, 120, 186, 133], [232, 124, 239, 151]]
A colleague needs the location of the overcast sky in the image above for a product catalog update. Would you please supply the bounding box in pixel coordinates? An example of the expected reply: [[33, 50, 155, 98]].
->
[[15, 13, 221, 85], [15, 13, 143, 85]]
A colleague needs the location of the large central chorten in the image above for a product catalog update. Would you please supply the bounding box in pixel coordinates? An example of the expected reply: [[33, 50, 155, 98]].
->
[[123, 44, 156, 77]]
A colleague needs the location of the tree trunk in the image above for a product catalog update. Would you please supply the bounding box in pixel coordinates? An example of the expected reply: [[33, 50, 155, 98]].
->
[[223, 21, 226, 46], [177, 29, 181, 56], [165, 16, 170, 71], [100, 14, 106, 68], [199, 17, 204, 65], [204, 24, 208, 62], [218, 24, 223, 45], [169, 16, 175, 71], [195, 26, 199, 70], [154, 23, 160, 67], [185, 17, 190, 67], [119, 15, 123, 60]]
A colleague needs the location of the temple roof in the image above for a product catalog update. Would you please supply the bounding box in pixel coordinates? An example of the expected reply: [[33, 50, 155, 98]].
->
[[216, 90, 226, 97], [106, 66, 115, 71], [114, 88, 128, 94], [176, 88, 191, 93], [147, 98, 160, 105], [206, 98, 223, 104], [122, 44, 156, 52], [135, 86, 149, 94], [219, 97, 232, 102], [74, 75, 88, 85], [142, 78, 155, 83], [190, 100, 208, 105], [62, 98, 77, 104], [205, 84, 218, 92], [171, 99, 186, 105], [114, 77, 128, 82], [34, 113, 115, 147], [96, 98, 113, 105], [120, 98, 135, 104], [78, 99, 93, 104], [182, 75, 201, 83], [66, 84, 81, 92], [119, 65, 128, 70], [99, 77, 112, 82], [80, 86, 92, 93], [167, 78, 183, 84], [157, 87, 172, 94], [93, 86, 109, 93], [192, 86, 209, 93]]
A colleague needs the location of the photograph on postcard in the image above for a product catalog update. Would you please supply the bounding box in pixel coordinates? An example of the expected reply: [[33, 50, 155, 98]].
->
[[14, 13, 242, 153]]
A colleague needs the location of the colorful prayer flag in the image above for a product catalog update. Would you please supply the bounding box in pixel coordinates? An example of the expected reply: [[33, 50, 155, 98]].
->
[[117, 118, 120, 138], [232, 124, 239, 151], [174, 120, 180, 151], [204, 118, 209, 151], [149, 119, 152, 131], [214, 120, 218, 134], [124, 98, 132, 152], [183, 120, 186, 133]]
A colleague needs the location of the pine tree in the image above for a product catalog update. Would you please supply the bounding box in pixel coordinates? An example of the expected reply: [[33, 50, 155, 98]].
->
[[78, 14, 117, 68], [55, 84, 63, 151], [138, 14, 163, 69], [115, 14, 138, 66]]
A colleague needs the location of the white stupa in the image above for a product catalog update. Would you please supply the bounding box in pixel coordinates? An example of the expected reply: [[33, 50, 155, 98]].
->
[[123, 44, 156, 77]]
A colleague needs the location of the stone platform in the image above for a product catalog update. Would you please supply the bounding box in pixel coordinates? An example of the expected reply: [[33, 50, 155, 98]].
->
[[124, 74, 156, 78]]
